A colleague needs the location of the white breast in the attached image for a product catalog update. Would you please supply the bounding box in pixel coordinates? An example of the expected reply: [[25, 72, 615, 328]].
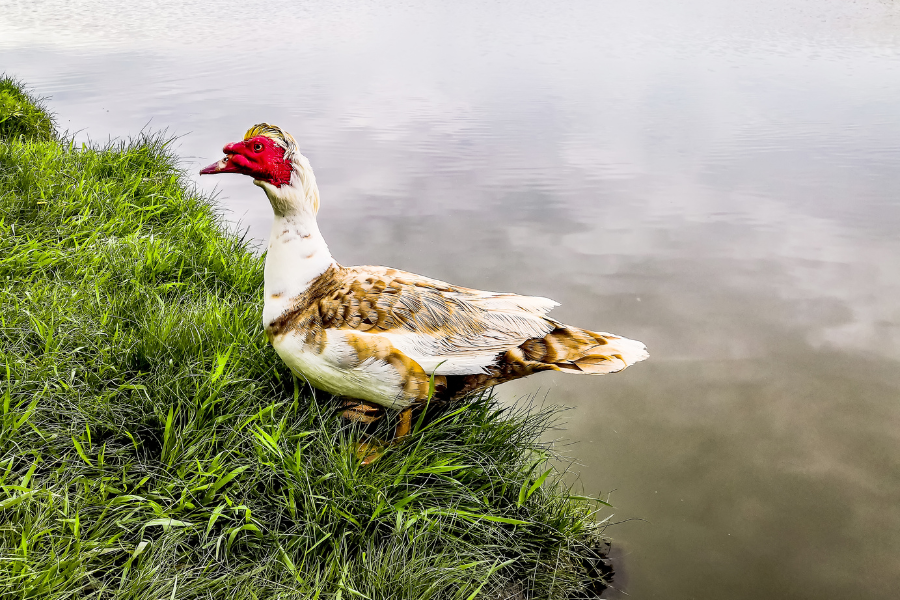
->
[[272, 329, 410, 410]]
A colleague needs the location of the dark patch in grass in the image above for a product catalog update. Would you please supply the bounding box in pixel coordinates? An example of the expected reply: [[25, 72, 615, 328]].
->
[[0, 79, 616, 599]]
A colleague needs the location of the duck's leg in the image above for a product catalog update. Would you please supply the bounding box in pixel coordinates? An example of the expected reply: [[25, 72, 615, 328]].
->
[[339, 398, 384, 424], [394, 407, 414, 439], [340, 400, 388, 465], [356, 438, 385, 465], [357, 406, 418, 465]]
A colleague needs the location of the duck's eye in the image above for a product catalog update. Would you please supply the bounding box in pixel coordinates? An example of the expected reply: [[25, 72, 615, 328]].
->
[[253, 143, 263, 152], [223, 156, 229, 162]]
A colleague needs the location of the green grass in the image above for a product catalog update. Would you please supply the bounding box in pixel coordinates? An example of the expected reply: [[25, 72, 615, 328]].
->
[[0, 78, 615, 599], [0, 76, 55, 142]]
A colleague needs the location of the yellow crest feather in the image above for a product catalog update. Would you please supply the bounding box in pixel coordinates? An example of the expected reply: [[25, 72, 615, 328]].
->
[[243, 123, 299, 162]]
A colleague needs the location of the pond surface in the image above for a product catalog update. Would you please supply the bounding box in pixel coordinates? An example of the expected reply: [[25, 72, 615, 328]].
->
[[3, 0, 900, 597]]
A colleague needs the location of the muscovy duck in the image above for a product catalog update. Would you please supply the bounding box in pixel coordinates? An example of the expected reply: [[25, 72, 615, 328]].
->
[[201, 123, 648, 441]]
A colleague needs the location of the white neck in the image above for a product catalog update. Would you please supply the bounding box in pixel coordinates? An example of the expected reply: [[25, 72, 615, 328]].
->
[[258, 176, 335, 327]]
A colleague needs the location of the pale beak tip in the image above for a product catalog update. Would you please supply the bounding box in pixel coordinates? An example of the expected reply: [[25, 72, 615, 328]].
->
[[199, 160, 223, 176]]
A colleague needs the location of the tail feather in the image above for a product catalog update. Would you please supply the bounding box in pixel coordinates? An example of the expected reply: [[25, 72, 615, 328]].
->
[[444, 325, 648, 400], [522, 326, 648, 375]]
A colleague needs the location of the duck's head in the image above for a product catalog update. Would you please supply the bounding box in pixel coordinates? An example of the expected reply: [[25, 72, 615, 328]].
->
[[201, 123, 319, 215]]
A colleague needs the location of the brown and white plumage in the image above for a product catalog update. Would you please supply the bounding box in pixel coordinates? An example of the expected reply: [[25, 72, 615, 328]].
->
[[201, 123, 648, 413]]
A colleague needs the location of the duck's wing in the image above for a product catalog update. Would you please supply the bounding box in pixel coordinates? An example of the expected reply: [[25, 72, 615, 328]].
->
[[317, 266, 560, 375]]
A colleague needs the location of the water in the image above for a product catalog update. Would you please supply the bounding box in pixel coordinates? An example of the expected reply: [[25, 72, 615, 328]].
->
[[3, 1, 900, 597]]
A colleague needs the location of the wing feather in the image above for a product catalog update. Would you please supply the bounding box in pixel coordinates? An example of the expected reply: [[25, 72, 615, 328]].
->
[[319, 267, 559, 375]]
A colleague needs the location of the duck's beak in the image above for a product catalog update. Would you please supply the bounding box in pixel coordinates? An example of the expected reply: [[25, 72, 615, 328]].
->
[[200, 155, 235, 175]]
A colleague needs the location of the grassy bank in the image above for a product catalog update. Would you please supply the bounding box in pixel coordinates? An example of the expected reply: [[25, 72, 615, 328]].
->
[[0, 78, 613, 599]]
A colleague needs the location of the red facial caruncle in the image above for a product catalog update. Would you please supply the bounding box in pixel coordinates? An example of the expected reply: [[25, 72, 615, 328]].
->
[[200, 135, 293, 187]]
